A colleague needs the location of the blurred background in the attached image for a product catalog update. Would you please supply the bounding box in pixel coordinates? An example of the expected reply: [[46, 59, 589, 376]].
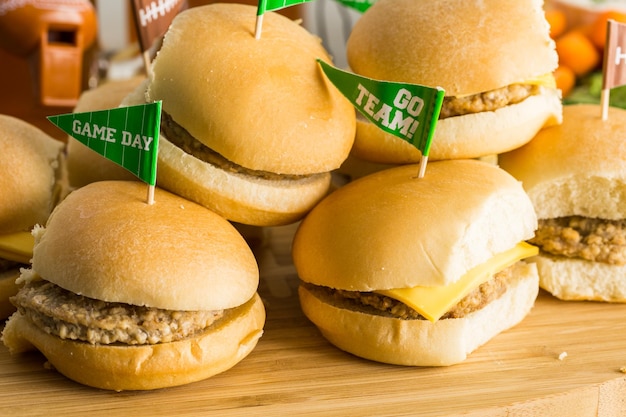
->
[[2, 0, 623, 141], [0, 0, 359, 140]]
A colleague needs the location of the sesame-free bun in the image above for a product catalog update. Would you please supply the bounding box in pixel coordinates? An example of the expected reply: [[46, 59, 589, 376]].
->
[[532, 255, 626, 302], [292, 160, 539, 365], [66, 77, 146, 189], [2, 180, 265, 390], [148, 4, 355, 175], [143, 4, 355, 226], [293, 160, 537, 290], [352, 91, 562, 163], [32, 181, 259, 310], [499, 104, 626, 302], [345, 0, 561, 161], [2, 293, 265, 391], [499, 104, 626, 221], [155, 133, 332, 226], [0, 115, 65, 234], [347, 0, 556, 96], [299, 262, 538, 366]]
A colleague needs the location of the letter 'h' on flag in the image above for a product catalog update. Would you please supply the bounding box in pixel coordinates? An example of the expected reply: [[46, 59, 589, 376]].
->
[[601, 19, 626, 119]]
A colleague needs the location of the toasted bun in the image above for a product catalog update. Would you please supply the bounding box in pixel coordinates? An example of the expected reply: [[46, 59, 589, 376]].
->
[[352, 90, 562, 162], [531, 255, 626, 302], [0, 269, 21, 319], [66, 77, 146, 188], [299, 262, 538, 366], [347, 0, 557, 97], [147, 3, 356, 175], [0, 115, 65, 234], [32, 181, 259, 311], [292, 160, 537, 289], [156, 133, 332, 226], [2, 293, 265, 391], [499, 104, 626, 220]]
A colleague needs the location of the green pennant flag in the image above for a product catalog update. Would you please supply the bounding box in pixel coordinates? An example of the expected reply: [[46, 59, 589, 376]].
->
[[318, 59, 444, 157], [257, 0, 312, 14], [332, 0, 377, 13], [48, 102, 161, 186]]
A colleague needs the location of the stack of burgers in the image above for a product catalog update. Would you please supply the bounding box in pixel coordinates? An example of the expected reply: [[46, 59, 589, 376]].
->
[[6, 0, 618, 390], [2, 3, 355, 390], [293, 0, 565, 366]]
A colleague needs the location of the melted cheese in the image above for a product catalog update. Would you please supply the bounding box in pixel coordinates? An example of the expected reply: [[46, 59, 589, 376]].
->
[[453, 73, 556, 98], [0, 231, 34, 264], [524, 73, 557, 89], [375, 242, 538, 322]]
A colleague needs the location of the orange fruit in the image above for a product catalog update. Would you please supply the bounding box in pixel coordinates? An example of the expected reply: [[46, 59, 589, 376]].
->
[[589, 10, 626, 50], [545, 9, 567, 39], [555, 29, 601, 76], [553, 64, 576, 97]]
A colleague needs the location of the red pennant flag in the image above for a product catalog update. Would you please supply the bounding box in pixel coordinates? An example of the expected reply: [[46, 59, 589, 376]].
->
[[131, 0, 187, 53], [602, 19, 626, 90]]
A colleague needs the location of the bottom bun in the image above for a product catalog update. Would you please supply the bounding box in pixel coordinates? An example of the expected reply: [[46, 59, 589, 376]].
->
[[157, 136, 331, 226], [352, 89, 562, 163], [532, 255, 626, 302], [0, 269, 20, 320], [2, 293, 265, 391], [299, 262, 539, 366]]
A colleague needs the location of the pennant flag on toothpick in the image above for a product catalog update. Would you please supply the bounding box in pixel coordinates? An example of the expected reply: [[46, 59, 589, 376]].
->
[[601, 19, 626, 120], [130, 0, 187, 75], [332, 0, 377, 13], [255, 0, 313, 39], [48, 102, 162, 203], [317, 59, 444, 178]]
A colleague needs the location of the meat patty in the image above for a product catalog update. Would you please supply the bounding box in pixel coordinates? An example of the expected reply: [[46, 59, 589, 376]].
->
[[440, 84, 541, 119], [11, 280, 224, 345], [530, 216, 626, 265], [302, 263, 520, 320], [161, 112, 310, 180]]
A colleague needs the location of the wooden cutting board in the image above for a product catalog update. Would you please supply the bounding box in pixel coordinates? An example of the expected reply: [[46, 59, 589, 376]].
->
[[1, 223, 625, 417]]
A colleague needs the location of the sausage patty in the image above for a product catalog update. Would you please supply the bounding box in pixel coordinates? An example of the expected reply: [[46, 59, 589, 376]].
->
[[161, 112, 311, 180], [530, 216, 626, 265], [440, 84, 541, 119], [11, 280, 223, 345], [301, 263, 521, 320]]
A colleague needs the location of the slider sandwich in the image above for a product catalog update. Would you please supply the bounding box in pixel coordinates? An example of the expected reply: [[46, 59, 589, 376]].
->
[[0, 115, 65, 319], [293, 160, 539, 366], [2, 181, 265, 390], [499, 104, 626, 302], [127, 4, 356, 226], [345, 0, 562, 163]]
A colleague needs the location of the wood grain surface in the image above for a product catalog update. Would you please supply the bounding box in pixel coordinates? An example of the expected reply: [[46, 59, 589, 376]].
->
[[1, 223, 625, 417]]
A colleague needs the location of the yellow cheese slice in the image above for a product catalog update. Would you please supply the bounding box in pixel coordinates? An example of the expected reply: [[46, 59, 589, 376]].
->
[[453, 73, 556, 98], [524, 72, 557, 89], [375, 242, 538, 322], [0, 231, 34, 264]]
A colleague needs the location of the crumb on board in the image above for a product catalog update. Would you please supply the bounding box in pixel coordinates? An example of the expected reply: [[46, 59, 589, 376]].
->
[[620, 366, 626, 374], [558, 352, 568, 361]]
